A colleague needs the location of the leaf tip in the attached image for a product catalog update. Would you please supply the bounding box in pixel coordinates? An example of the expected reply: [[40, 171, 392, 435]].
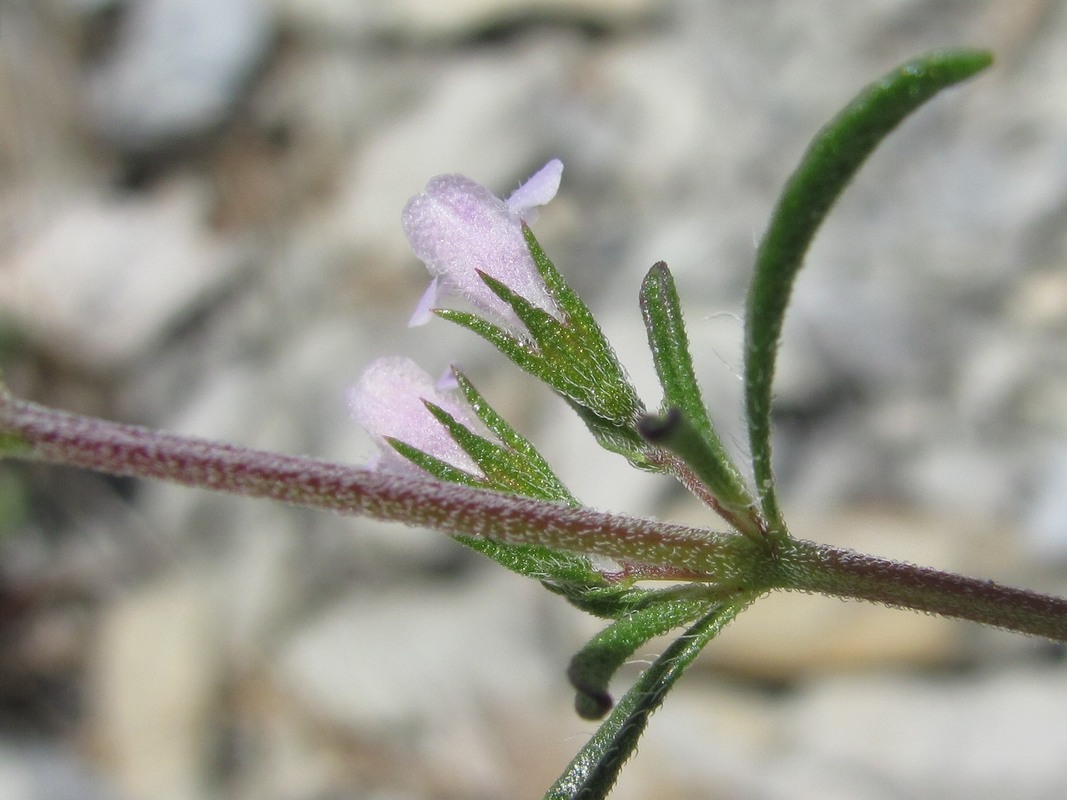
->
[[636, 407, 681, 443], [574, 689, 614, 720]]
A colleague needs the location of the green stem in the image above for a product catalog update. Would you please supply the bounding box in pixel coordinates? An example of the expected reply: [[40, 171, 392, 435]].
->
[[778, 538, 1067, 642]]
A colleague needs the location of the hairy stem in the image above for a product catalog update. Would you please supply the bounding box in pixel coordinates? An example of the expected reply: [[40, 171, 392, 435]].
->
[[779, 538, 1067, 642], [0, 392, 745, 581], [4, 391, 1066, 641]]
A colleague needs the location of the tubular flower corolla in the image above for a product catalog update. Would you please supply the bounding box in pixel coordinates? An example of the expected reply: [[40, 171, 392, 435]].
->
[[402, 159, 564, 329], [348, 356, 481, 477]]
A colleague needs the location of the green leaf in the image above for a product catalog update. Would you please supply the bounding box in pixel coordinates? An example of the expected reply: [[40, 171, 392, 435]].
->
[[479, 270, 643, 426], [541, 580, 660, 620], [568, 592, 713, 719], [523, 224, 607, 343], [451, 369, 576, 503], [387, 437, 484, 488], [388, 395, 604, 587], [639, 263, 710, 425], [743, 49, 992, 532], [453, 533, 604, 586], [545, 597, 753, 800], [423, 401, 570, 502], [639, 263, 757, 528], [435, 309, 543, 374]]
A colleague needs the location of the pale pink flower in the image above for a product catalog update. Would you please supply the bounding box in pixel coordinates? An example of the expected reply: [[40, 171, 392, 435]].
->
[[403, 159, 564, 329], [348, 357, 481, 476]]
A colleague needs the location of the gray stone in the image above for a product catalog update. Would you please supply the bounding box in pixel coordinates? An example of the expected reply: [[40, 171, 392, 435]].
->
[[90, 574, 222, 800], [0, 180, 249, 371], [774, 668, 1067, 800], [1027, 443, 1067, 560], [88, 0, 273, 150], [0, 742, 115, 800], [274, 570, 559, 731], [275, 0, 662, 41]]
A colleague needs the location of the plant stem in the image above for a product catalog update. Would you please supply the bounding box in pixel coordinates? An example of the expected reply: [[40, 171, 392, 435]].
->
[[5, 391, 1066, 641], [0, 391, 744, 581], [779, 538, 1067, 642]]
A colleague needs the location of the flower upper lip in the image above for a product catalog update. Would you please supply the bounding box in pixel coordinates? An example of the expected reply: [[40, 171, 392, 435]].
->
[[505, 159, 563, 221]]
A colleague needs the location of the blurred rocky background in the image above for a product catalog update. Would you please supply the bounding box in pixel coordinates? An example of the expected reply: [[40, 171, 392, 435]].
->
[[1, 0, 1067, 798]]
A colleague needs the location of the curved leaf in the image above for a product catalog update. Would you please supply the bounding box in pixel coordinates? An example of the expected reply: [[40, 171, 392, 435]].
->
[[743, 49, 992, 531], [546, 597, 753, 800]]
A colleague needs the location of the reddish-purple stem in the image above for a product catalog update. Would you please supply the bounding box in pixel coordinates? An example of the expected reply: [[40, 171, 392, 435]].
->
[[5, 390, 1067, 642], [0, 394, 745, 581], [783, 538, 1067, 642]]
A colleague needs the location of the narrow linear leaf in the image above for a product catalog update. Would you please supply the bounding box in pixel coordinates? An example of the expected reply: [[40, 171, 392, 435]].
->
[[523, 224, 604, 336], [568, 595, 713, 719], [453, 533, 604, 586], [639, 263, 756, 522], [640, 263, 713, 426], [423, 401, 571, 502], [386, 437, 484, 488], [546, 597, 754, 800], [542, 580, 661, 620], [451, 369, 577, 503], [743, 49, 992, 530], [480, 271, 643, 425], [435, 309, 542, 373]]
